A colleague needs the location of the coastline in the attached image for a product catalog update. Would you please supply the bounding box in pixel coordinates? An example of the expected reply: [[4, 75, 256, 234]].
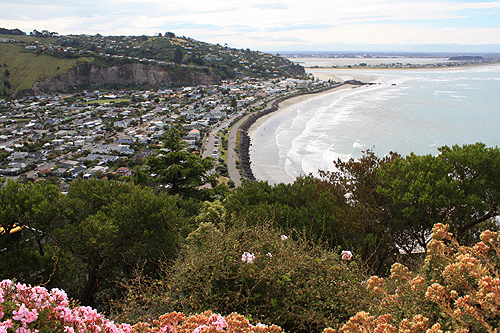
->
[[237, 83, 347, 182], [239, 81, 368, 183], [247, 84, 355, 184], [245, 62, 500, 185]]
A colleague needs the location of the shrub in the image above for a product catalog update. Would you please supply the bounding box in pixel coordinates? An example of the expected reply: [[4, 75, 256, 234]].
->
[[0, 279, 133, 332], [328, 223, 500, 333], [0, 279, 283, 333], [113, 224, 370, 332], [132, 311, 283, 333]]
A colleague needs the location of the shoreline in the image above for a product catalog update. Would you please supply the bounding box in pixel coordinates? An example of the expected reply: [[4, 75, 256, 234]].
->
[[238, 81, 367, 182], [245, 62, 500, 185]]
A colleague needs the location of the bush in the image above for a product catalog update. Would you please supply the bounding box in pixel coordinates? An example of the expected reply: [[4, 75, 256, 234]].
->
[[113, 224, 370, 333], [132, 311, 283, 333], [0, 279, 282, 333], [330, 223, 500, 332], [0, 279, 133, 332]]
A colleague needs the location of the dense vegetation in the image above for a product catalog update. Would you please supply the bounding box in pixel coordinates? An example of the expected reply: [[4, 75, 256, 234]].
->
[[2, 142, 500, 332]]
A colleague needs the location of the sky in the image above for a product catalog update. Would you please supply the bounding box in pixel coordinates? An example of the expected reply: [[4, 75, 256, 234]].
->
[[1, 0, 500, 52]]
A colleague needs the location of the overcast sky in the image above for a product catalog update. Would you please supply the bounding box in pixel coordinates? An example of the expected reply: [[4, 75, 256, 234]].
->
[[1, 0, 500, 52]]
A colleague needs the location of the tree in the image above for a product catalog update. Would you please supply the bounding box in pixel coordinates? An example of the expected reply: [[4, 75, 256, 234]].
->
[[52, 179, 185, 306], [377, 143, 500, 250], [147, 127, 216, 197], [174, 47, 183, 64], [0, 180, 60, 285]]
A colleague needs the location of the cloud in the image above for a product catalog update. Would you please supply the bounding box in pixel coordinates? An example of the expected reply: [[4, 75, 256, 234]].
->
[[1, 0, 500, 50], [252, 2, 289, 10]]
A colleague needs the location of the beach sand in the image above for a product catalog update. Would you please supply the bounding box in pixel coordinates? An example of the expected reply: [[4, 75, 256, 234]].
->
[[248, 84, 356, 184]]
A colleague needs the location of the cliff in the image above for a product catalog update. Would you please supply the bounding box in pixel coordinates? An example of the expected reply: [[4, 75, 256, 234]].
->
[[32, 62, 219, 93]]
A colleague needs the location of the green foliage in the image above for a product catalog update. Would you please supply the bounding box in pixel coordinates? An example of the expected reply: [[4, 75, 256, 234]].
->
[[147, 127, 216, 198], [174, 47, 183, 64], [224, 178, 344, 243], [0, 180, 60, 285], [51, 179, 186, 306], [113, 224, 369, 332], [377, 143, 500, 250]]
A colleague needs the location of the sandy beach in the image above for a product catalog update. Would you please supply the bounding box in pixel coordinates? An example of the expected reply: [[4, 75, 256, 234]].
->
[[248, 83, 359, 184], [247, 62, 500, 185]]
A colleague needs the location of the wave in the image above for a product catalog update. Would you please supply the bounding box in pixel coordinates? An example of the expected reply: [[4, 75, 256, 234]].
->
[[250, 64, 500, 184]]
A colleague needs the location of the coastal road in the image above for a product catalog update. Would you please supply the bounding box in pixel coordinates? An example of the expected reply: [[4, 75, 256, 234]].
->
[[226, 111, 256, 187]]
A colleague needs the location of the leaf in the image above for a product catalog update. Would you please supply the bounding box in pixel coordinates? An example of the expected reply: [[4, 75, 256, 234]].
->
[[270, 298, 277, 307]]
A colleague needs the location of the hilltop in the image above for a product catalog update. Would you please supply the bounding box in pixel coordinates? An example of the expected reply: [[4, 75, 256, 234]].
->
[[0, 29, 305, 96]]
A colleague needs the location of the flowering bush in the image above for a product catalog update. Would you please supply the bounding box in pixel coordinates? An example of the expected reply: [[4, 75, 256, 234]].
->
[[132, 311, 283, 333], [325, 223, 500, 333], [0, 278, 286, 333], [0, 279, 132, 333], [113, 224, 369, 332]]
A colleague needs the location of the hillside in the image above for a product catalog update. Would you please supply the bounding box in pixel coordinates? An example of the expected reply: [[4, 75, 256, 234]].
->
[[0, 31, 305, 96]]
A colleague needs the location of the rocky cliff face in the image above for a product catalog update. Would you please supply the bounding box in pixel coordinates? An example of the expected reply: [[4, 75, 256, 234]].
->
[[33, 62, 219, 92]]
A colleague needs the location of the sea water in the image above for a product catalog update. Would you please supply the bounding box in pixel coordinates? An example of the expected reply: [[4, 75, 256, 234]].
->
[[249, 63, 500, 183]]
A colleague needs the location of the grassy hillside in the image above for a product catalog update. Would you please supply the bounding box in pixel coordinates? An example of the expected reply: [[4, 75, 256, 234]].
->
[[0, 31, 305, 96], [0, 42, 93, 95]]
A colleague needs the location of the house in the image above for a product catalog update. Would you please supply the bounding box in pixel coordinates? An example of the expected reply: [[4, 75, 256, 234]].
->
[[7, 151, 28, 161], [68, 166, 87, 179], [59, 160, 80, 169], [89, 165, 109, 175], [38, 168, 52, 177], [116, 167, 132, 176], [117, 137, 134, 144], [188, 129, 201, 138]]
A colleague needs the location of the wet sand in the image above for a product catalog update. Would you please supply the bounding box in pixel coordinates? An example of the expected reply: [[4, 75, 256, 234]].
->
[[248, 84, 357, 184]]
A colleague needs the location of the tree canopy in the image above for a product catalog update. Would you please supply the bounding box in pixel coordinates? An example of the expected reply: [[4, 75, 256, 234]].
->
[[146, 127, 217, 198]]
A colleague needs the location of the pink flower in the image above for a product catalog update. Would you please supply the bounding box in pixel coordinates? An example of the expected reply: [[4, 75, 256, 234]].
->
[[119, 323, 133, 333], [241, 252, 255, 263], [50, 288, 69, 307], [280, 235, 288, 241], [0, 320, 13, 330], [0, 280, 13, 289], [193, 324, 208, 333], [266, 252, 273, 258], [13, 303, 38, 323], [209, 315, 227, 331], [341, 250, 353, 261]]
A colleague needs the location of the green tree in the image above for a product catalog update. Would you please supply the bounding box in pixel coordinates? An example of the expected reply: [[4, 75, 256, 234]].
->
[[147, 127, 216, 197], [377, 143, 500, 249], [52, 179, 185, 306], [0, 180, 60, 285], [174, 47, 183, 64]]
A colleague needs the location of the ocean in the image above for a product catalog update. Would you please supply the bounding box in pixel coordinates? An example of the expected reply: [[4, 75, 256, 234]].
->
[[249, 61, 500, 184]]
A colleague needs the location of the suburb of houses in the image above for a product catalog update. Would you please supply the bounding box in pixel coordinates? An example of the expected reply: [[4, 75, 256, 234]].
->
[[0, 76, 328, 188]]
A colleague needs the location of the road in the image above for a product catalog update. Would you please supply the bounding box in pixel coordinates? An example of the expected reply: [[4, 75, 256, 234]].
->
[[201, 98, 277, 187], [226, 112, 255, 187]]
